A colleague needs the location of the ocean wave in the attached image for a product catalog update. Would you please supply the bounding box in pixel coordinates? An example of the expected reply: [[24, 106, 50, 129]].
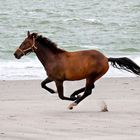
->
[[119, 48, 140, 52], [63, 18, 102, 25], [82, 18, 102, 25], [80, 45, 140, 54], [80, 45, 101, 50], [33, 8, 46, 13]]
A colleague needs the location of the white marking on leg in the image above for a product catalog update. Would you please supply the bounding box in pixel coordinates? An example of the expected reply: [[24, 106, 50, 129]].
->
[[68, 102, 77, 110]]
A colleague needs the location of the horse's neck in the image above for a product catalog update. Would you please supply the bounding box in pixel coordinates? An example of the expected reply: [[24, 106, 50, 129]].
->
[[35, 45, 55, 68]]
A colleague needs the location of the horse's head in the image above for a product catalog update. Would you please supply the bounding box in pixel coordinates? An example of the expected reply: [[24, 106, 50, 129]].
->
[[14, 31, 38, 59]]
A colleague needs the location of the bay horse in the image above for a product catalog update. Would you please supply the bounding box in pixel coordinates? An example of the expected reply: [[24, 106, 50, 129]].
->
[[14, 31, 140, 110]]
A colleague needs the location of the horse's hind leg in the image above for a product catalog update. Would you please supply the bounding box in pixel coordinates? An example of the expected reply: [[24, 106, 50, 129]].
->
[[70, 87, 85, 99], [68, 78, 95, 109], [41, 77, 56, 94]]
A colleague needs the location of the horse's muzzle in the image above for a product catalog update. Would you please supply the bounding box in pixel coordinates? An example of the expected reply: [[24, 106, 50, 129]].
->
[[14, 52, 22, 59]]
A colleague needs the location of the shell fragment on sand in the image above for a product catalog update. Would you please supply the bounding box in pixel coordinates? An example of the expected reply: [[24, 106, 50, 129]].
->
[[100, 101, 108, 112]]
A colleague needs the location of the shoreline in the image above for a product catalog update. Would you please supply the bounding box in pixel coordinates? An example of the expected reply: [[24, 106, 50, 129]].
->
[[0, 77, 140, 139], [0, 75, 139, 80]]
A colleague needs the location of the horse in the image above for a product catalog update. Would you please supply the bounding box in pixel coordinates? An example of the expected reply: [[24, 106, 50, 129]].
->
[[14, 31, 140, 110]]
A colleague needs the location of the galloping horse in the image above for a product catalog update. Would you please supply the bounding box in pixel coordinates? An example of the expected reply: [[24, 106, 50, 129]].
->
[[14, 31, 140, 109]]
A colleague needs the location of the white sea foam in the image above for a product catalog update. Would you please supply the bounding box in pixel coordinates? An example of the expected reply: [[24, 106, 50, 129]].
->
[[0, 55, 140, 80], [63, 18, 101, 24], [81, 45, 99, 49], [0, 58, 46, 80]]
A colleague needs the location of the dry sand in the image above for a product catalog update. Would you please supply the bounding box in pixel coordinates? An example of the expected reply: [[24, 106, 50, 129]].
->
[[0, 77, 140, 140]]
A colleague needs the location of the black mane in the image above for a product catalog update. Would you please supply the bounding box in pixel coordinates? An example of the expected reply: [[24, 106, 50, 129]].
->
[[36, 35, 65, 53]]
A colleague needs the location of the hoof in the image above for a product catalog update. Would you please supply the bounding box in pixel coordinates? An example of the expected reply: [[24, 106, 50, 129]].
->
[[68, 102, 77, 110]]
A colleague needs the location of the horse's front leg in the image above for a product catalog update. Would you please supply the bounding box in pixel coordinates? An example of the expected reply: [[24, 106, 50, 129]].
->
[[41, 77, 56, 94], [55, 80, 77, 101]]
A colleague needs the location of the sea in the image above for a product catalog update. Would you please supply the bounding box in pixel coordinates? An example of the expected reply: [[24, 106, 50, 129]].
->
[[0, 0, 140, 80]]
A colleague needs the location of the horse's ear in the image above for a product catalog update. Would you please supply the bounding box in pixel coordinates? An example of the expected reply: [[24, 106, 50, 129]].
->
[[33, 33, 38, 38], [27, 31, 30, 37]]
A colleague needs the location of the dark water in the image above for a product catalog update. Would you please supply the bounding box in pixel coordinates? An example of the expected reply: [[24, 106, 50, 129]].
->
[[0, 0, 140, 79]]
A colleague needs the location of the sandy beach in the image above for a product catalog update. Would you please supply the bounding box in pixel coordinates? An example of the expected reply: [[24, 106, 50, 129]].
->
[[0, 77, 140, 140]]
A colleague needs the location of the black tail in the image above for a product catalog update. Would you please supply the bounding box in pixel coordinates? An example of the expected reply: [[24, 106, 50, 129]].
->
[[108, 57, 140, 76]]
